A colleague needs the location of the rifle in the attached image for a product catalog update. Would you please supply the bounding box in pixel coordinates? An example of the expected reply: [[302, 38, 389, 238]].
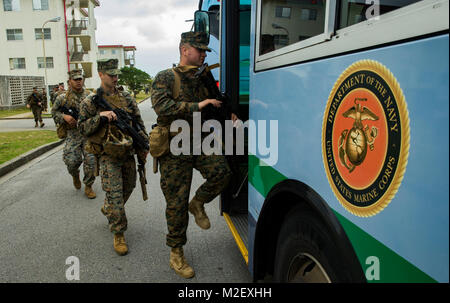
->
[[92, 87, 149, 151], [138, 159, 148, 201], [60, 104, 79, 120], [194, 63, 232, 123], [92, 87, 150, 201]]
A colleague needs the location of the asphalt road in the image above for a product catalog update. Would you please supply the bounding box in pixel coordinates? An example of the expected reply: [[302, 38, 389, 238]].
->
[[0, 99, 252, 283], [0, 116, 56, 132]]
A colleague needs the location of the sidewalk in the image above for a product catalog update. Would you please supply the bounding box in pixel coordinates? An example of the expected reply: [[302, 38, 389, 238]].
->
[[0, 111, 52, 120]]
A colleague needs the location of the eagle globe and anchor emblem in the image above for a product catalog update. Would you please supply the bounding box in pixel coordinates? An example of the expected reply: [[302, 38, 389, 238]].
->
[[338, 97, 379, 173], [322, 60, 410, 217]]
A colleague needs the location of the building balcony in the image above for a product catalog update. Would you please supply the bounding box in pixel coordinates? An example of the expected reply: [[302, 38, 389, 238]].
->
[[124, 46, 136, 67], [125, 58, 135, 67], [69, 61, 93, 78], [78, 0, 100, 8], [67, 20, 91, 52], [69, 46, 92, 77], [68, 19, 88, 35]]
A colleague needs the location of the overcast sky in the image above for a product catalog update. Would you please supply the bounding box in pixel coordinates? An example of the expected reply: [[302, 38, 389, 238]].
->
[[94, 0, 199, 77]]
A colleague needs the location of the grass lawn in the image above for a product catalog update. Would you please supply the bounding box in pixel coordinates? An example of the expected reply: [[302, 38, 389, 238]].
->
[[135, 92, 151, 103], [0, 107, 52, 119], [0, 107, 30, 119], [0, 130, 59, 165]]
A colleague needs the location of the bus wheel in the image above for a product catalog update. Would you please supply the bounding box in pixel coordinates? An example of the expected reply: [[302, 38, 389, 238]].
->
[[273, 208, 341, 283]]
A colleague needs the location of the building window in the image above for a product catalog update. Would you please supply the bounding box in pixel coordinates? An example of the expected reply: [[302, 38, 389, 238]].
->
[[300, 8, 318, 21], [275, 6, 291, 18], [32, 0, 49, 10], [6, 29, 23, 40], [99, 49, 105, 55], [37, 57, 54, 68], [111, 50, 117, 55], [3, 0, 20, 11], [9, 58, 26, 69], [35, 28, 51, 40]]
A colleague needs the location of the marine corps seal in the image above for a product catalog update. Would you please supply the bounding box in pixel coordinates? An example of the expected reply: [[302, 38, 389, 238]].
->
[[322, 60, 410, 217]]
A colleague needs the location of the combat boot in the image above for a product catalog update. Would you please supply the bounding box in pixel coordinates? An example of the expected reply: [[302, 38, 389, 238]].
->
[[72, 173, 81, 189], [113, 232, 128, 256], [40, 121, 45, 128], [101, 205, 108, 216], [35, 122, 38, 128], [169, 247, 195, 279], [188, 198, 211, 230], [84, 185, 96, 199]]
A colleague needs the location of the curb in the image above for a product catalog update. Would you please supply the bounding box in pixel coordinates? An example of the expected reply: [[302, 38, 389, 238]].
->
[[0, 139, 64, 177]]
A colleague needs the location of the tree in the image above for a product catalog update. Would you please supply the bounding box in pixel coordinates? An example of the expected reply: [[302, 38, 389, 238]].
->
[[118, 66, 152, 98]]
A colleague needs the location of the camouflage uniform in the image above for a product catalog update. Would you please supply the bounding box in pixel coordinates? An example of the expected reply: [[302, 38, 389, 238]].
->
[[56, 83, 66, 99], [41, 90, 48, 110], [52, 70, 96, 188], [78, 59, 148, 234], [151, 32, 232, 248], [26, 89, 44, 124], [50, 87, 58, 106]]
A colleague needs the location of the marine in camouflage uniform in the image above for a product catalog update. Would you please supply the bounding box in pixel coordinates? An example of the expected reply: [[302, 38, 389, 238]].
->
[[78, 59, 149, 256], [56, 82, 66, 99], [41, 88, 48, 111], [151, 31, 232, 278], [26, 87, 45, 128], [50, 85, 59, 107], [52, 69, 97, 199]]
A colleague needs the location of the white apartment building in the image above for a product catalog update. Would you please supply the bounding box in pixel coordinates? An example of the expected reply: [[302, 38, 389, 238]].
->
[[98, 45, 136, 69], [0, 0, 100, 108]]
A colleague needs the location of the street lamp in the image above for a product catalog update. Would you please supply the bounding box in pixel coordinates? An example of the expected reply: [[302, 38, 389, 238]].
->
[[272, 23, 289, 45], [42, 16, 61, 112]]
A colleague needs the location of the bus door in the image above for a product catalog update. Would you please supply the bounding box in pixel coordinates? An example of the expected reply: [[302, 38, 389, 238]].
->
[[195, 0, 252, 259]]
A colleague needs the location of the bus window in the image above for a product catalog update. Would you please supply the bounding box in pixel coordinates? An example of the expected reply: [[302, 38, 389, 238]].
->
[[338, 0, 423, 29], [259, 0, 327, 55]]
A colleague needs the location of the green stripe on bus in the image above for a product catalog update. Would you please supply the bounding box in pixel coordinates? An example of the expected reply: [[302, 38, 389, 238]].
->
[[249, 154, 287, 197], [333, 211, 436, 283], [248, 154, 437, 283]]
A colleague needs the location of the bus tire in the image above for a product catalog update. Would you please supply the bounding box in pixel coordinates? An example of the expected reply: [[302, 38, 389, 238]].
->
[[273, 207, 345, 283]]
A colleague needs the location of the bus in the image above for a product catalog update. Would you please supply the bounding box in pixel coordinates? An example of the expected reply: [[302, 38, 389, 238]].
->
[[194, 0, 449, 282]]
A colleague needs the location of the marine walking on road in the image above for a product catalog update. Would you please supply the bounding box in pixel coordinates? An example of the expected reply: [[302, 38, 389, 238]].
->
[[26, 86, 45, 128], [78, 58, 149, 256], [51, 69, 97, 199]]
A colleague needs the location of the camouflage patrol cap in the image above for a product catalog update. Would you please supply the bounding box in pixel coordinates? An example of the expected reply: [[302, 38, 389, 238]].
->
[[97, 58, 121, 75], [68, 69, 83, 80], [181, 31, 211, 52]]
